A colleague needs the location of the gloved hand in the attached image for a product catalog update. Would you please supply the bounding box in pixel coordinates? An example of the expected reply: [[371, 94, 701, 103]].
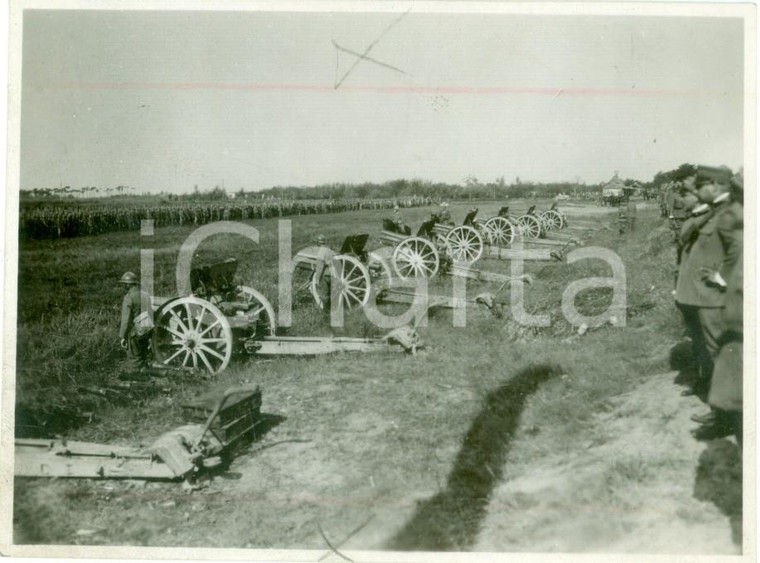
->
[[699, 267, 727, 290]]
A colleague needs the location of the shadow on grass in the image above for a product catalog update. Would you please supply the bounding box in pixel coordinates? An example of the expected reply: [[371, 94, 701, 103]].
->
[[672, 342, 742, 546], [669, 340, 708, 399], [14, 370, 208, 439], [213, 412, 287, 474], [673, 369, 701, 389], [15, 402, 104, 439], [386, 364, 561, 551], [669, 340, 697, 373], [694, 439, 743, 546]]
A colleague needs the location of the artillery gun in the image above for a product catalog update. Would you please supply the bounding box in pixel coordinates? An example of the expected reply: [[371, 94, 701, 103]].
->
[[373, 212, 488, 279], [291, 234, 389, 310], [150, 259, 276, 374], [375, 215, 444, 278], [485, 204, 567, 240], [150, 258, 420, 375]]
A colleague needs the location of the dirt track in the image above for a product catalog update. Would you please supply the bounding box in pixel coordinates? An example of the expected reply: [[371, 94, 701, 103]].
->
[[474, 371, 742, 554], [156, 370, 741, 555], [140, 369, 741, 555], [228, 370, 742, 554]]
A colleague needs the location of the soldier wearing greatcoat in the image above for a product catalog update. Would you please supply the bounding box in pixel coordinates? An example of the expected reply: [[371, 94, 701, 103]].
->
[[674, 166, 736, 400], [691, 173, 744, 441]]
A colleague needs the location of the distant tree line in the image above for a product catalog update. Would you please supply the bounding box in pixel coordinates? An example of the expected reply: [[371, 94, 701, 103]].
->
[[650, 163, 700, 189], [21, 177, 624, 203], [255, 178, 606, 201], [24, 162, 743, 210], [25, 171, 684, 207]]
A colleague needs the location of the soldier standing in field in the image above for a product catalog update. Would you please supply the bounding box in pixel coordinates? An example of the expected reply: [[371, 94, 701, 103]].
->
[[625, 198, 637, 232], [660, 182, 673, 218], [674, 165, 734, 401], [670, 180, 699, 238], [312, 235, 336, 310], [616, 205, 629, 234], [119, 272, 154, 373], [668, 178, 699, 287]]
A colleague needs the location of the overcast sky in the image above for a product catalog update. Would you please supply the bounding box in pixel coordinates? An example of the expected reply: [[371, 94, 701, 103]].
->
[[20, 8, 745, 193]]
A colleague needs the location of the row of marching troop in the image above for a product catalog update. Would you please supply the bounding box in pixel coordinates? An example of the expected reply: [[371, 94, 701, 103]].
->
[[115, 198, 588, 378], [667, 165, 744, 444]]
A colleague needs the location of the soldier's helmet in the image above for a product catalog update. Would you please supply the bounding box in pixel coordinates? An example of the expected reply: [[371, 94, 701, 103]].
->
[[119, 271, 139, 285], [316, 235, 326, 245]]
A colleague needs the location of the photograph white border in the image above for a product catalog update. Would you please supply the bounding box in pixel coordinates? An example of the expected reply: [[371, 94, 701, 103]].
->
[[2, 2, 756, 562]]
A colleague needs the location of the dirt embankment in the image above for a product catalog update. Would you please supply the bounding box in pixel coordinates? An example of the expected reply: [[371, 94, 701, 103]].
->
[[475, 370, 742, 555]]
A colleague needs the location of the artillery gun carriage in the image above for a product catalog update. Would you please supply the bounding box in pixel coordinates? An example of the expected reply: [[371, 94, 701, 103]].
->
[[291, 234, 390, 310], [150, 258, 419, 375], [150, 258, 276, 375]]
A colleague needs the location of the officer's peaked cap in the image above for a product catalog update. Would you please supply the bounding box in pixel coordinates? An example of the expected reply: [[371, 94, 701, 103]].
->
[[672, 164, 698, 182], [695, 165, 732, 187]]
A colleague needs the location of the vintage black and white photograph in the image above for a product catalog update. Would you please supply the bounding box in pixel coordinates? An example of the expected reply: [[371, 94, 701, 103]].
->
[[1, 1, 755, 559]]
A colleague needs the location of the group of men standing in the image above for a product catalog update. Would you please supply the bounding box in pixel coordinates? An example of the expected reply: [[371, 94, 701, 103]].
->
[[671, 165, 744, 443]]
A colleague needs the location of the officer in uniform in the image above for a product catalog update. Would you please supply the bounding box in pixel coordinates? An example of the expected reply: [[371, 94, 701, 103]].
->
[[119, 272, 154, 373], [692, 172, 744, 441], [661, 182, 674, 218], [666, 176, 700, 287], [669, 170, 699, 243], [674, 165, 734, 400]]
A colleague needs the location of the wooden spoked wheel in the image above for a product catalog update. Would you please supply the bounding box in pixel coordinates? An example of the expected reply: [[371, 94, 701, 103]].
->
[[235, 285, 277, 336], [328, 255, 372, 310], [517, 214, 542, 239], [392, 237, 440, 279], [540, 210, 564, 231], [484, 216, 515, 247], [445, 225, 484, 263], [153, 296, 233, 375]]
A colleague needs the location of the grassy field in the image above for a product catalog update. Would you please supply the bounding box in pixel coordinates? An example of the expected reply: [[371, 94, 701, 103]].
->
[[14, 200, 629, 421], [13, 199, 731, 551]]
